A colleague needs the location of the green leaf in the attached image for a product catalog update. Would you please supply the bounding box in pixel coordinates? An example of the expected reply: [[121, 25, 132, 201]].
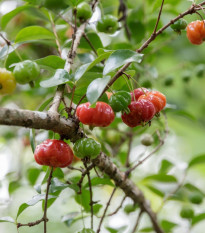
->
[[75, 52, 112, 81], [93, 204, 102, 214], [188, 154, 205, 168], [53, 167, 64, 179], [103, 50, 143, 75], [78, 228, 95, 233], [86, 76, 110, 104], [146, 185, 164, 197], [139, 227, 153, 232], [26, 168, 41, 186], [143, 174, 177, 183], [84, 177, 114, 188], [159, 160, 173, 174], [1, 5, 48, 29], [192, 213, 205, 226], [9, 181, 21, 194], [16, 194, 57, 219], [75, 189, 91, 212], [0, 216, 15, 224], [40, 69, 73, 88], [29, 129, 36, 154], [1, 5, 31, 29], [49, 178, 68, 193], [15, 26, 54, 43], [106, 226, 127, 233], [35, 55, 65, 70], [161, 219, 177, 232], [79, 32, 103, 51]]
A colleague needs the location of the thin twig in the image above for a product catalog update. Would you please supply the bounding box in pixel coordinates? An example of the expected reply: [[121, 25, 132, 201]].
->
[[96, 187, 117, 233], [83, 33, 98, 56], [0, 33, 11, 46], [130, 210, 144, 233], [126, 112, 169, 175], [83, 160, 94, 230], [77, 163, 95, 194], [153, 0, 165, 35], [156, 171, 187, 213], [125, 134, 133, 168], [43, 167, 54, 233], [17, 218, 46, 228], [49, 12, 62, 57], [107, 195, 126, 216]]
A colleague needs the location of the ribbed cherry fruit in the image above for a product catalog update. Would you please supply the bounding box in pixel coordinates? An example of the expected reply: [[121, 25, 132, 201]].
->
[[187, 20, 205, 45], [121, 99, 156, 127], [130, 88, 149, 101], [76, 101, 115, 127], [139, 91, 166, 113], [34, 139, 73, 168]]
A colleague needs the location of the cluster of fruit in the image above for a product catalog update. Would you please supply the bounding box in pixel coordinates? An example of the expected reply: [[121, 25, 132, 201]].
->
[[76, 2, 118, 34], [76, 88, 166, 128], [0, 60, 40, 95]]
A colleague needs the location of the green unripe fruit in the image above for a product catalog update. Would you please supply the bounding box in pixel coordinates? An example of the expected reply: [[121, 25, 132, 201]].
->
[[195, 64, 205, 78], [171, 18, 187, 31], [182, 71, 191, 83], [76, 2, 92, 21], [109, 91, 131, 112], [97, 15, 118, 34], [140, 134, 154, 146], [73, 138, 101, 159], [164, 77, 174, 86], [124, 204, 138, 214], [140, 80, 152, 89], [180, 207, 194, 219], [13, 60, 40, 84], [188, 192, 203, 205]]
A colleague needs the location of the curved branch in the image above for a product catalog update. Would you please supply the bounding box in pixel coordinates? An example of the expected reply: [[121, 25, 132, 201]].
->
[[0, 106, 163, 233]]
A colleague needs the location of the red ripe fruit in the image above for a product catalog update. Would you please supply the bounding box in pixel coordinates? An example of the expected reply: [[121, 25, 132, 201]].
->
[[139, 91, 166, 113], [130, 88, 149, 101], [186, 20, 205, 45], [121, 99, 156, 127], [34, 139, 74, 168], [76, 101, 115, 127]]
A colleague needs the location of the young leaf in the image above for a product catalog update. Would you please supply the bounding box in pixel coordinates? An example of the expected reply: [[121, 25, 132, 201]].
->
[[86, 76, 110, 104], [106, 226, 127, 233], [188, 154, 205, 168], [16, 194, 57, 219], [38, 97, 53, 111], [35, 55, 65, 70], [26, 167, 41, 186], [15, 26, 54, 43], [103, 50, 143, 75], [40, 69, 73, 88], [0, 216, 15, 224]]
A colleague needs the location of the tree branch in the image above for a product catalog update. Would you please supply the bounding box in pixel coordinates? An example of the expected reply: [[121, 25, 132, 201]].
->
[[0, 106, 163, 232]]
